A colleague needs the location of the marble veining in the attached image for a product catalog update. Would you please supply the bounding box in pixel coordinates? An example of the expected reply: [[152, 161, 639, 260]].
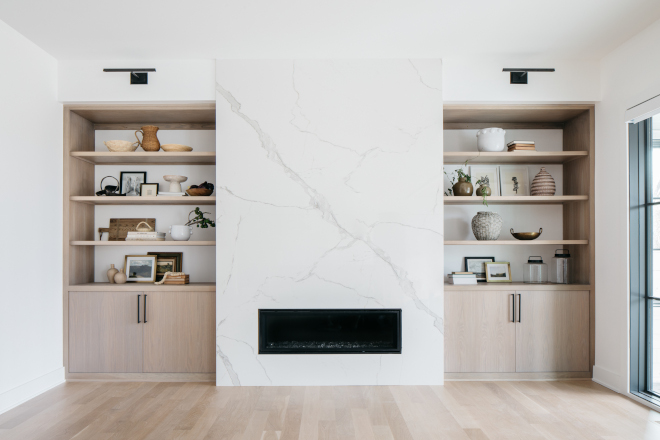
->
[[216, 59, 444, 386]]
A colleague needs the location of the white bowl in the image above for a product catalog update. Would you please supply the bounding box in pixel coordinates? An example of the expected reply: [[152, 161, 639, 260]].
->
[[476, 128, 506, 152]]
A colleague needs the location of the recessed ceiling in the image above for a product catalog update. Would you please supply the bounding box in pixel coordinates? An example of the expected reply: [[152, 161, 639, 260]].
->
[[1, 0, 659, 60]]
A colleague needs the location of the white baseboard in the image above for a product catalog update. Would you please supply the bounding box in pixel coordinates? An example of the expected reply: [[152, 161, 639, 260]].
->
[[592, 364, 623, 393], [0, 367, 65, 415]]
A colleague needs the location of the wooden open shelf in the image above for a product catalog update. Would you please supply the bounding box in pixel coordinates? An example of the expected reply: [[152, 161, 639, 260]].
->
[[71, 241, 216, 246], [70, 196, 216, 205], [71, 151, 216, 165], [443, 151, 587, 164], [68, 282, 216, 292], [444, 195, 587, 205], [444, 283, 591, 291], [445, 240, 588, 246]]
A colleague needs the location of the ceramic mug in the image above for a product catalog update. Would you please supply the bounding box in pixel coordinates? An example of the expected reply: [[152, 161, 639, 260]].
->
[[169, 225, 193, 241]]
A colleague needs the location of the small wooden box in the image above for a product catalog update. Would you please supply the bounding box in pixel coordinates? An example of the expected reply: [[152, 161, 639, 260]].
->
[[163, 275, 190, 285]]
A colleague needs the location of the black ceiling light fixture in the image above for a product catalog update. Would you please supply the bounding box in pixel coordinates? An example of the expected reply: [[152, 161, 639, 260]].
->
[[103, 68, 156, 84], [502, 68, 555, 84]]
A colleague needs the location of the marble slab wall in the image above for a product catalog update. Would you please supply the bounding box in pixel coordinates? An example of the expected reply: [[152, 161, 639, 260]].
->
[[215, 59, 443, 386]]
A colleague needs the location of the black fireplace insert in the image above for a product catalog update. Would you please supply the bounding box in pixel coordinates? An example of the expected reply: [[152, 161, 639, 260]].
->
[[258, 309, 402, 354]]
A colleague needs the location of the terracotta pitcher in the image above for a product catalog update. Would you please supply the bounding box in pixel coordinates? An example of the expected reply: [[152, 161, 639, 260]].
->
[[135, 125, 160, 151]]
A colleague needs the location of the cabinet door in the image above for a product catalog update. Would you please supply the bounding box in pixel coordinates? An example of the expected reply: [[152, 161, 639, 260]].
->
[[445, 291, 516, 372], [143, 292, 216, 373], [516, 291, 589, 372], [69, 291, 143, 373]]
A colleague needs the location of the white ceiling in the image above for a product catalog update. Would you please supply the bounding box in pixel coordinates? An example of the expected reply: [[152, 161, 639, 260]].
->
[[1, 0, 659, 60]]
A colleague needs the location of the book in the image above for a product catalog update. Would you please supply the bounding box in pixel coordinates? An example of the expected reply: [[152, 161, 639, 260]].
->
[[127, 231, 165, 236], [449, 278, 478, 285], [158, 192, 186, 196], [451, 271, 473, 275], [448, 274, 476, 278], [508, 147, 536, 151], [507, 140, 535, 146]]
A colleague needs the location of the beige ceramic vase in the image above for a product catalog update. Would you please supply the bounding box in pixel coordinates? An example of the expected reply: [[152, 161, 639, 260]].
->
[[531, 167, 556, 196], [114, 268, 127, 284], [107, 264, 119, 283]]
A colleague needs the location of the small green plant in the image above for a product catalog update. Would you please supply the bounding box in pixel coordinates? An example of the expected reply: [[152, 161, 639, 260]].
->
[[443, 160, 471, 196], [476, 176, 490, 207], [186, 207, 216, 228]]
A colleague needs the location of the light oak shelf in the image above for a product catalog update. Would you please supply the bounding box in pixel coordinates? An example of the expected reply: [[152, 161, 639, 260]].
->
[[71, 151, 216, 165], [444, 195, 587, 205], [68, 282, 216, 292], [443, 151, 588, 164], [444, 283, 591, 291], [70, 196, 216, 205], [444, 240, 588, 245], [71, 241, 216, 246]]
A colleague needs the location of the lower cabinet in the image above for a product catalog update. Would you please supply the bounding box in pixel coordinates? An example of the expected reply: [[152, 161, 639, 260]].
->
[[444, 290, 589, 373], [69, 291, 216, 374]]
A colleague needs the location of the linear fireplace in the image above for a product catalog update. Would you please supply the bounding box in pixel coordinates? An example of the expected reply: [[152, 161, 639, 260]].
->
[[258, 309, 402, 354]]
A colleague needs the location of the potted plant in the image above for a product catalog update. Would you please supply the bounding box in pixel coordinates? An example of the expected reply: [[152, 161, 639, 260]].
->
[[471, 175, 502, 240], [170, 207, 216, 241], [475, 175, 491, 206], [444, 161, 473, 196]]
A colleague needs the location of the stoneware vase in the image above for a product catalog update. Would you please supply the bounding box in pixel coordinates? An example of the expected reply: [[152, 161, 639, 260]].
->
[[170, 225, 193, 241], [476, 127, 506, 152], [135, 125, 160, 152], [107, 264, 119, 283], [531, 167, 556, 196], [476, 184, 492, 197], [114, 268, 127, 284], [471, 211, 503, 240], [452, 177, 474, 196]]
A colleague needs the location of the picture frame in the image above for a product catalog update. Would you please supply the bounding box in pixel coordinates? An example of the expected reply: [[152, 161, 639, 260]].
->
[[484, 262, 513, 283], [499, 166, 530, 196], [155, 257, 177, 281], [469, 166, 500, 196], [464, 256, 495, 282], [147, 252, 183, 276], [120, 171, 147, 196], [124, 255, 157, 282], [140, 183, 159, 197]]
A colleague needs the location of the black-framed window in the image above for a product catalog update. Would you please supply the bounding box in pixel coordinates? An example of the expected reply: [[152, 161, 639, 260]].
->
[[629, 115, 660, 405]]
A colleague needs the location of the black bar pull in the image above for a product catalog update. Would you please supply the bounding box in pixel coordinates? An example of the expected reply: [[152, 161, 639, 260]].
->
[[511, 294, 515, 322], [518, 294, 522, 322], [144, 294, 147, 323], [137, 294, 141, 324]]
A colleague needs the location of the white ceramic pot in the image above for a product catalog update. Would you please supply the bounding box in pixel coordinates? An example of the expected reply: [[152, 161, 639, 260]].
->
[[169, 225, 193, 241], [476, 127, 506, 152]]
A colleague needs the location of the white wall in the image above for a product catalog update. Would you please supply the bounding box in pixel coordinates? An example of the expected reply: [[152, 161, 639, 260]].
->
[[0, 19, 64, 413], [58, 60, 215, 102], [594, 18, 660, 393], [443, 57, 601, 102]]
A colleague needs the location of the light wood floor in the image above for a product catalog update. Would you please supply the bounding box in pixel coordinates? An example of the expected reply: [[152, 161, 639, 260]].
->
[[0, 381, 659, 440]]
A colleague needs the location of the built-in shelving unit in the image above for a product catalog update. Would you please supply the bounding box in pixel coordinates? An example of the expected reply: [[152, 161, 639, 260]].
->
[[71, 241, 217, 246], [71, 151, 216, 165], [443, 104, 595, 377], [70, 196, 216, 205]]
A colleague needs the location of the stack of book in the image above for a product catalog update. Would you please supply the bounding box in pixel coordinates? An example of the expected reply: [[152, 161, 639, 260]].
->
[[447, 272, 478, 285], [158, 191, 186, 197], [163, 274, 190, 285], [507, 140, 536, 152], [125, 231, 166, 241]]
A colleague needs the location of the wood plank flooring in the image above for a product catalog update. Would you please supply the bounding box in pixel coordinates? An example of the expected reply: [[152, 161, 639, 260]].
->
[[0, 381, 659, 439]]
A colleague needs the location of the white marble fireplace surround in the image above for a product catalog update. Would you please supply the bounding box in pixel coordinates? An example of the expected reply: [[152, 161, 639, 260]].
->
[[215, 59, 444, 386]]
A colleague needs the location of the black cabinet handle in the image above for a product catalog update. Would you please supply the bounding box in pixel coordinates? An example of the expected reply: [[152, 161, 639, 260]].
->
[[144, 294, 147, 323], [511, 294, 515, 322], [137, 294, 141, 324], [518, 294, 522, 322]]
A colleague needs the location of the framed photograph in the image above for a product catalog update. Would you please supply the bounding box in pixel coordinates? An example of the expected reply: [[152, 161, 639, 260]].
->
[[484, 262, 512, 283], [148, 252, 183, 277], [120, 171, 147, 196], [140, 183, 159, 197], [464, 256, 495, 282], [499, 166, 530, 196], [124, 255, 157, 282], [155, 257, 177, 281], [469, 166, 500, 196]]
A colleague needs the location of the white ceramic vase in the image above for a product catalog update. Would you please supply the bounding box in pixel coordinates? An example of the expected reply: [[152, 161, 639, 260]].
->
[[471, 211, 503, 240], [476, 127, 506, 152], [169, 225, 193, 241]]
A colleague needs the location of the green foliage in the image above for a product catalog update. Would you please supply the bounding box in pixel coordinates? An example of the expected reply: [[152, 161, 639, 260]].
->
[[443, 160, 471, 196], [185, 207, 216, 228]]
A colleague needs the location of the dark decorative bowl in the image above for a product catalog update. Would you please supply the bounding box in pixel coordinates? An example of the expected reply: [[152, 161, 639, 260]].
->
[[510, 228, 542, 240], [186, 188, 213, 196]]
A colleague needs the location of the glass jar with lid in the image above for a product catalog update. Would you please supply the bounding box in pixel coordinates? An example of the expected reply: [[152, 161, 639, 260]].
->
[[523, 256, 548, 284], [550, 249, 571, 284]]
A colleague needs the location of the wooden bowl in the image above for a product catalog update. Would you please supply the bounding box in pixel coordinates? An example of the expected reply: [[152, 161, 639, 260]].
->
[[186, 188, 213, 196], [161, 144, 193, 152], [104, 140, 139, 152], [510, 228, 542, 240]]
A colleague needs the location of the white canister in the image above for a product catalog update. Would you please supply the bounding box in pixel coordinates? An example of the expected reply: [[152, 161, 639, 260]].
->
[[476, 127, 506, 152], [169, 225, 193, 241]]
